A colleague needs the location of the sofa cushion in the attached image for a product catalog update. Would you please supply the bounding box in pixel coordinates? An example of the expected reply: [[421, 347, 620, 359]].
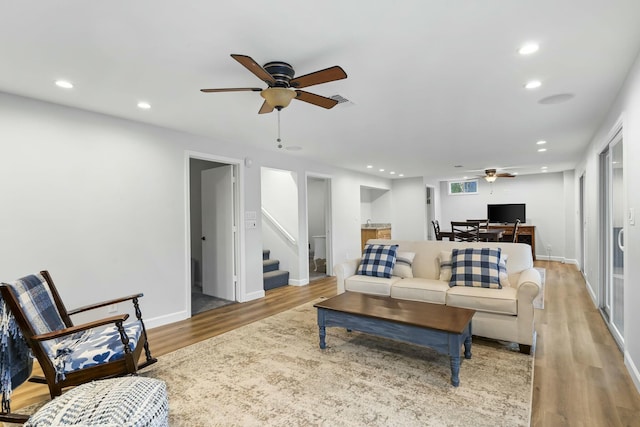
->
[[449, 248, 502, 289], [446, 286, 518, 315], [345, 275, 401, 296], [390, 278, 449, 304], [392, 251, 415, 278], [357, 244, 399, 278]]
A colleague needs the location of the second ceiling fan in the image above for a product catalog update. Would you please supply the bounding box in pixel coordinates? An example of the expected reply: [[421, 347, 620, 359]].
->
[[480, 168, 516, 182], [201, 54, 347, 114]]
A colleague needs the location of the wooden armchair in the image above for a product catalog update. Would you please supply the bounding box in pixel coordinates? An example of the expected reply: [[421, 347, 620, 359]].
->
[[451, 221, 480, 242], [0, 270, 157, 404]]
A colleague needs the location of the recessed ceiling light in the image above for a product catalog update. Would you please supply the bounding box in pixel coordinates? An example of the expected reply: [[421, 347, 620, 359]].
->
[[379, 169, 385, 172], [137, 102, 151, 109], [366, 165, 373, 169], [525, 80, 542, 89], [538, 148, 547, 152], [399, 174, 404, 177], [55, 80, 73, 89], [542, 169, 548, 173], [541, 166, 548, 169], [518, 43, 539, 55], [390, 171, 396, 175], [536, 140, 547, 145]]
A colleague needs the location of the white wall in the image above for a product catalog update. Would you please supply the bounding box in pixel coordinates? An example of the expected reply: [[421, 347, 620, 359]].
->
[[439, 173, 569, 261], [359, 187, 391, 224], [0, 91, 396, 328], [574, 47, 640, 391]]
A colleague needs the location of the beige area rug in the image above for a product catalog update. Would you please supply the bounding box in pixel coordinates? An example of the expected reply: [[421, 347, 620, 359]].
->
[[533, 267, 546, 309], [139, 300, 533, 427]]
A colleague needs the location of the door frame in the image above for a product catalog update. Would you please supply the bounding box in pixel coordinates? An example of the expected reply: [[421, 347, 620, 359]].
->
[[597, 116, 625, 348], [305, 172, 333, 278], [185, 151, 244, 317]]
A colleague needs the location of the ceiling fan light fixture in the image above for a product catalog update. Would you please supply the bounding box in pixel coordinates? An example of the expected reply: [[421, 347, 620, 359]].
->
[[485, 175, 497, 183], [261, 88, 296, 109]]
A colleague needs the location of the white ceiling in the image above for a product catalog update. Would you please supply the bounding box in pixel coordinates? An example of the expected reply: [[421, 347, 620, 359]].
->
[[2, 1, 640, 181]]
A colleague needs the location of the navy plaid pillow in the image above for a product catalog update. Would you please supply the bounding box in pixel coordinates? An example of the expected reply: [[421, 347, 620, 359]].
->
[[449, 248, 502, 288], [357, 244, 399, 278]]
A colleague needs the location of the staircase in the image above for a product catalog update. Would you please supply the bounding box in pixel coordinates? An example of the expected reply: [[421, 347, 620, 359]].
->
[[263, 249, 289, 290]]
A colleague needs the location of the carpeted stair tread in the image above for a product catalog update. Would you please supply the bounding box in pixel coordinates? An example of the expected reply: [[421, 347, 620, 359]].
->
[[262, 259, 279, 273], [263, 270, 289, 290]]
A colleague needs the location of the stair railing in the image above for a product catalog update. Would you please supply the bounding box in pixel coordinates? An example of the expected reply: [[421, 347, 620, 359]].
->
[[261, 207, 296, 245]]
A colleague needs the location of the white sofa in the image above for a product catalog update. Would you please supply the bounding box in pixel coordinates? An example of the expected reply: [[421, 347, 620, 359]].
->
[[334, 239, 541, 353]]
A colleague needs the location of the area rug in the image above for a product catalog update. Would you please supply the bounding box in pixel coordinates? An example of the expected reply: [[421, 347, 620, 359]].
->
[[533, 267, 546, 309], [139, 300, 533, 427]]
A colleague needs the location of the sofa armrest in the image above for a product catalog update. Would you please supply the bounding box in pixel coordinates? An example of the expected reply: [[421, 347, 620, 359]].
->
[[334, 258, 361, 294], [515, 267, 541, 345], [516, 268, 541, 303]]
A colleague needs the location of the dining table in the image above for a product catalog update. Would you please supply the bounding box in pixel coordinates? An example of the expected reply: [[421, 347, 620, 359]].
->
[[439, 228, 505, 242]]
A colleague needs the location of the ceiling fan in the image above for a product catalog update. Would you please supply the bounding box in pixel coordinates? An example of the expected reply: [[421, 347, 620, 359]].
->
[[201, 54, 347, 114], [479, 169, 516, 182]]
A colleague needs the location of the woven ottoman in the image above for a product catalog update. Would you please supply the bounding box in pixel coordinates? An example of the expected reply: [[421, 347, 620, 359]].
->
[[25, 377, 168, 427]]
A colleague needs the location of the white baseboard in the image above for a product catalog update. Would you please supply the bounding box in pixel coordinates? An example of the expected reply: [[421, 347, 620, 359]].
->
[[242, 289, 265, 302], [146, 310, 189, 329], [625, 350, 640, 394], [289, 279, 308, 286]]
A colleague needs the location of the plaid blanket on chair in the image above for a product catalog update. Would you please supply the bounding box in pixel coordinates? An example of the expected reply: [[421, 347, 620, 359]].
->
[[0, 293, 33, 413]]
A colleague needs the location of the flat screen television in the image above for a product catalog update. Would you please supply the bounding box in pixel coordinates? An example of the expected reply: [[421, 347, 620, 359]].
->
[[487, 203, 526, 224]]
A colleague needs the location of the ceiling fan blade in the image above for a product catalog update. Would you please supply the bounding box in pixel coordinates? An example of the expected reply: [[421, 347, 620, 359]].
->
[[496, 173, 516, 177], [231, 54, 276, 86], [258, 100, 275, 114], [290, 66, 347, 89], [295, 90, 339, 109], [200, 87, 263, 93]]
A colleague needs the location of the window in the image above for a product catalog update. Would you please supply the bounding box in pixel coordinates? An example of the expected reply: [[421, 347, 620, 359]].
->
[[448, 179, 478, 195]]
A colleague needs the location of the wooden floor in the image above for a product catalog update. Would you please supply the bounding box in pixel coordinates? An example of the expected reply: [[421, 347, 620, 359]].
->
[[8, 262, 640, 426]]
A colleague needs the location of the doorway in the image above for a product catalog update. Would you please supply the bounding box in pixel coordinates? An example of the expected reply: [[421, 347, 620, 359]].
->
[[307, 175, 332, 281], [189, 156, 240, 316]]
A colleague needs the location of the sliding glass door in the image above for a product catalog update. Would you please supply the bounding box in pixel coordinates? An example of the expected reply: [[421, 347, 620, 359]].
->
[[600, 131, 624, 345]]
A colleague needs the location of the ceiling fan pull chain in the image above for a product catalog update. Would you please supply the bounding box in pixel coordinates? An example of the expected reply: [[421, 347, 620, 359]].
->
[[277, 109, 283, 149]]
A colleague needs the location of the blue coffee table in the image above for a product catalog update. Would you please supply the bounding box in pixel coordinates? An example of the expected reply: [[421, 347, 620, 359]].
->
[[314, 292, 475, 387]]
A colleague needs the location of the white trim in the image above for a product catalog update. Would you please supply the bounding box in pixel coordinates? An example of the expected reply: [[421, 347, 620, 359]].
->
[[289, 278, 308, 286], [625, 350, 640, 394], [145, 310, 189, 329]]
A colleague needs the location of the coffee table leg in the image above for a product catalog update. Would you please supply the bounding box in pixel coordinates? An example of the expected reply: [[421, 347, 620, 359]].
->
[[450, 355, 460, 387], [319, 326, 326, 349], [464, 333, 472, 359]]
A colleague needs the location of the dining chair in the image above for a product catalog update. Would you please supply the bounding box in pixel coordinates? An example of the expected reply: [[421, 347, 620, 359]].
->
[[451, 221, 480, 242], [431, 220, 442, 241], [466, 219, 489, 229], [511, 219, 521, 243]]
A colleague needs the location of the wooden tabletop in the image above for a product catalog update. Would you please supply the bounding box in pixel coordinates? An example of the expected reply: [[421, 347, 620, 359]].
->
[[314, 292, 475, 334]]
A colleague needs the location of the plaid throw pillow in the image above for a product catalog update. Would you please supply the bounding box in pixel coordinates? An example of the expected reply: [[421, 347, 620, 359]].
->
[[357, 244, 399, 278], [449, 248, 502, 289]]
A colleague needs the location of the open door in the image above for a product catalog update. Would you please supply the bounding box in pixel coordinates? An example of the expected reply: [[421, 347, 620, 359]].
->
[[201, 165, 235, 300]]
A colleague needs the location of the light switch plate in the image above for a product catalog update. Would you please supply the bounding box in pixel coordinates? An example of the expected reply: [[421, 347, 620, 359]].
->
[[630, 207, 635, 226]]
